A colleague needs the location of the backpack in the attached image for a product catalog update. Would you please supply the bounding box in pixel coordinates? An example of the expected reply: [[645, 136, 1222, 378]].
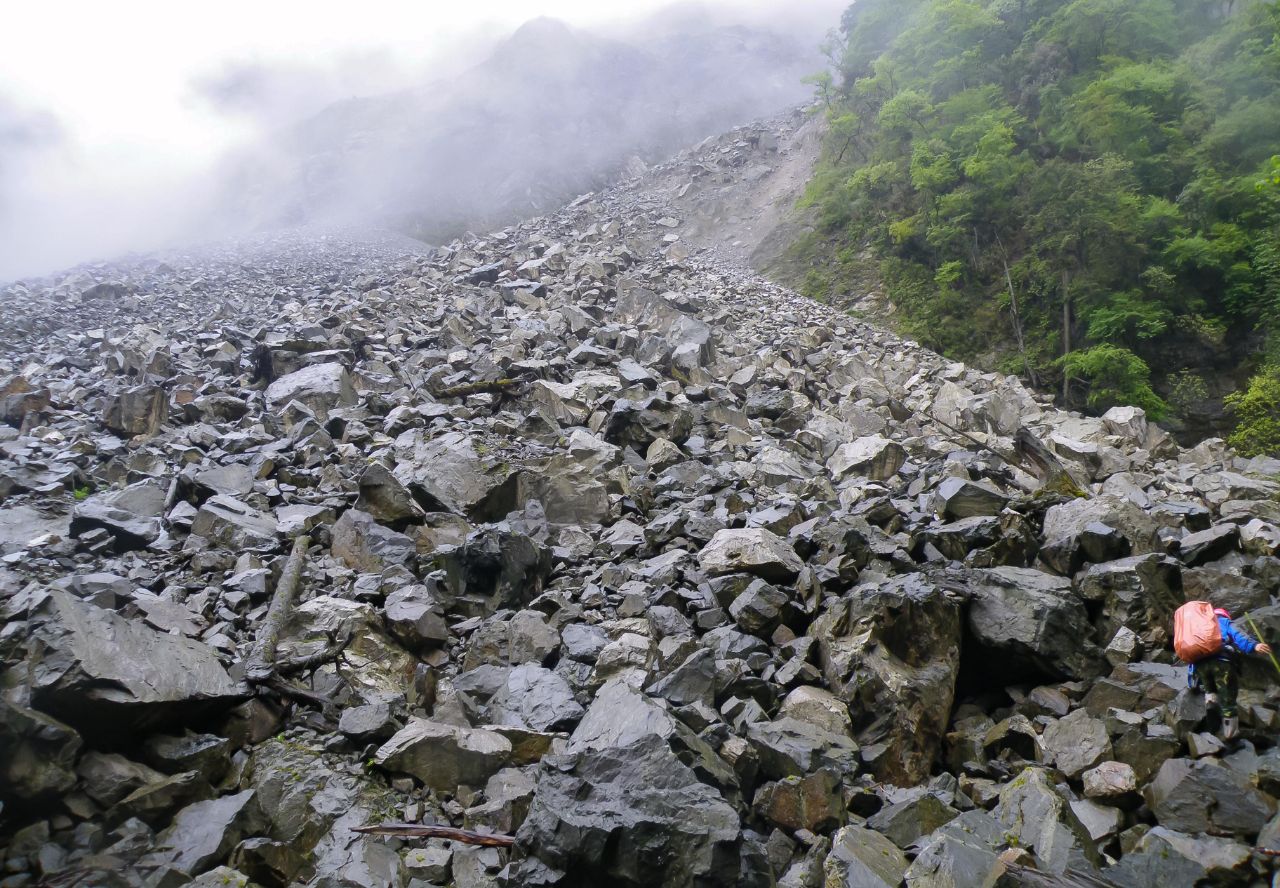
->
[[1174, 600, 1223, 663]]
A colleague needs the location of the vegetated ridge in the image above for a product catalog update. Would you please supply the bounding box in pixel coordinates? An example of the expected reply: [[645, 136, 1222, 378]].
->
[[792, 0, 1280, 450]]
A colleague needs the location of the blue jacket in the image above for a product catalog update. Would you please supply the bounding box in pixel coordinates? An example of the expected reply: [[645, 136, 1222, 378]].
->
[[1188, 616, 1258, 680]]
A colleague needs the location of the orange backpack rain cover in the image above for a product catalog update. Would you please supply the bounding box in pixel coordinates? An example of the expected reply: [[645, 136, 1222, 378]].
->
[[1174, 600, 1223, 663]]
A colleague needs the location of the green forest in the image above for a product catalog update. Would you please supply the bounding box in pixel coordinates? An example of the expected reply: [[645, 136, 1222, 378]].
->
[[797, 0, 1280, 452]]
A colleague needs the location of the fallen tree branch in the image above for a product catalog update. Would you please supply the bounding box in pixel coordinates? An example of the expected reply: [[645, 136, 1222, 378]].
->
[[277, 628, 354, 679], [353, 823, 515, 848], [245, 534, 310, 684]]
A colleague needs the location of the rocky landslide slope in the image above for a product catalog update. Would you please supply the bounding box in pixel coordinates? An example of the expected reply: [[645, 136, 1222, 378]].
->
[[4, 119, 1280, 888]]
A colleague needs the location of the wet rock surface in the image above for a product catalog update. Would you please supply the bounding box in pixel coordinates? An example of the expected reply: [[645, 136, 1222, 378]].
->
[[3, 111, 1280, 887]]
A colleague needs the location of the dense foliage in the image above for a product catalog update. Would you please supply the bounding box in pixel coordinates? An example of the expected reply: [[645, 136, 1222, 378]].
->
[[1226, 364, 1280, 455], [798, 0, 1280, 436]]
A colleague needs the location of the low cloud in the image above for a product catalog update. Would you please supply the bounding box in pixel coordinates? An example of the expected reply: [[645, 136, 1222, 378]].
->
[[0, 0, 847, 281]]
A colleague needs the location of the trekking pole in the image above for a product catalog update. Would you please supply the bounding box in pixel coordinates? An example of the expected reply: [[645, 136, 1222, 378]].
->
[[1245, 613, 1280, 680]]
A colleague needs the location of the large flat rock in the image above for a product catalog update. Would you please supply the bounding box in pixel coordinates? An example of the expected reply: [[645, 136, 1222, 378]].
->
[[29, 590, 243, 737]]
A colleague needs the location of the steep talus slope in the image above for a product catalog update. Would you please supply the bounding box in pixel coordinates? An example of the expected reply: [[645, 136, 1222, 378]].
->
[[4, 118, 1280, 887]]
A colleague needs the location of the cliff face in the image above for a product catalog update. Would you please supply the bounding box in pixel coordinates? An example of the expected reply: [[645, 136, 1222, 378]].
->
[[4, 109, 1280, 887]]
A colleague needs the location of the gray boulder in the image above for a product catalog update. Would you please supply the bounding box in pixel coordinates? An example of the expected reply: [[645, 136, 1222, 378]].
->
[[932, 477, 1008, 519], [487, 663, 585, 733], [190, 495, 279, 550], [1145, 757, 1275, 839], [505, 733, 741, 887], [698, 528, 803, 582], [392, 429, 519, 520], [1077, 555, 1182, 649], [1041, 495, 1160, 574], [265, 362, 357, 418], [1177, 523, 1240, 567], [824, 824, 909, 888], [104, 384, 167, 437], [745, 717, 859, 781], [903, 810, 1005, 887], [754, 769, 844, 833], [812, 574, 960, 784], [1106, 827, 1253, 888], [993, 768, 1102, 874], [70, 479, 167, 549], [382, 584, 450, 651], [966, 566, 1102, 680], [827, 435, 906, 482], [442, 525, 553, 613], [375, 719, 512, 792], [728, 578, 789, 635], [867, 794, 959, 850], [28, 590, 242, 737], [357, 462, 425, 525], [605, 396, 694, 449], [193, 464, 254, 498], [142, 789, 262, 875], [331, 508, 415, 572], [1040, 709, 1111, 779], [77, 751, 168, 807], [0, 700, 81, 800]]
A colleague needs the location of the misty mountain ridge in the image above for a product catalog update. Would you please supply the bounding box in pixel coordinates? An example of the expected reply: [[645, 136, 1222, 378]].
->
[[218, 9, 824, 243]]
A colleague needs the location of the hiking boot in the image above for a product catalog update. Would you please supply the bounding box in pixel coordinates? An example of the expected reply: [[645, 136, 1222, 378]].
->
[[1222, 716, 1239, 740]]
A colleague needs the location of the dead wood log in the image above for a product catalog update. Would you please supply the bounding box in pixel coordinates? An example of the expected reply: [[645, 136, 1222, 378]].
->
[[162, 475, 182, 516], [245, 534, 309, 684], [432, 378, 521, 399], [353, 823, 515, 848]]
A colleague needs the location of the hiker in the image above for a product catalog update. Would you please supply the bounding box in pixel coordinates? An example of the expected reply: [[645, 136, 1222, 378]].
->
[[1186, 607, 1272, 740]]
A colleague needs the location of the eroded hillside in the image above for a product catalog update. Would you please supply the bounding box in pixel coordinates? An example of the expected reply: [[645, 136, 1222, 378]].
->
[[2, 114, 1280, 887]]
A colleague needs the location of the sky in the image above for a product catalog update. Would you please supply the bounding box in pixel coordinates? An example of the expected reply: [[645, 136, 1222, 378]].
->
[[0, 0, 842, 279]]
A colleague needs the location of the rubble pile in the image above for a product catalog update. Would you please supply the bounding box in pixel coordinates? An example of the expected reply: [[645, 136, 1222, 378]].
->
[[3, 114, 1280, 888]]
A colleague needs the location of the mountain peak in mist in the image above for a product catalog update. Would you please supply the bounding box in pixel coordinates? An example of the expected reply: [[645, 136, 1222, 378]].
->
[[491, 16, 597, 75], [506, 15, 576, 45], [216, 6, 831, 243]]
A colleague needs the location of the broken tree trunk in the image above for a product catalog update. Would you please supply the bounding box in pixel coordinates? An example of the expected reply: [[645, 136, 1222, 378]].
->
[[353, 823, 515, 848], [245, 534, 309, 684]]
